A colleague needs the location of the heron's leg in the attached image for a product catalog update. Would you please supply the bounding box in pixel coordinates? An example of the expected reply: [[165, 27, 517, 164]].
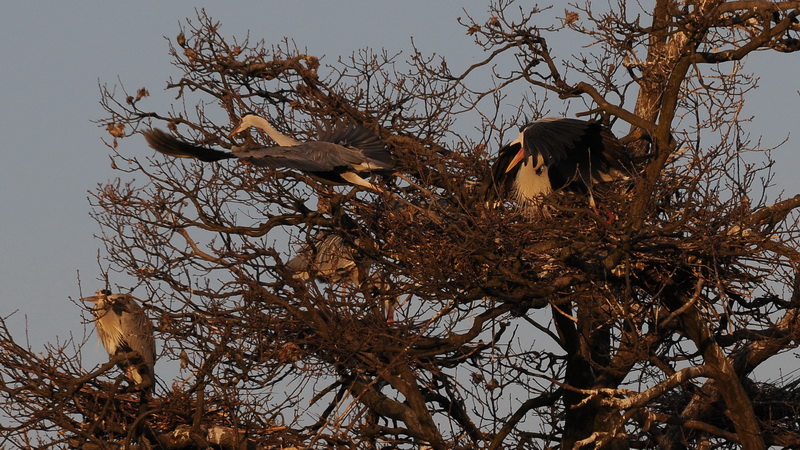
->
[[384, 297, 396, 323], [594, 202, 617, 224], [340, 172, 383, 192], [588, 191, 616, 224]]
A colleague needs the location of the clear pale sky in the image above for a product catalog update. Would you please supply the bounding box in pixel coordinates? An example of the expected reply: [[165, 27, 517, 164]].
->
[[1, 2, 798, 378]]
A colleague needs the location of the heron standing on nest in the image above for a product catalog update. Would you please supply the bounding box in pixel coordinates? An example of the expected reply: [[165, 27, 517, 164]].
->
[[492, 117, 633, 216]]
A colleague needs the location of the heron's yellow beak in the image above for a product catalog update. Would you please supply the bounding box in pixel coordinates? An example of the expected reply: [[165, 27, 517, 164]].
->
[[227, 121, 246, 138], [81, 295, 101, 303], [505, 147, 526, 173]]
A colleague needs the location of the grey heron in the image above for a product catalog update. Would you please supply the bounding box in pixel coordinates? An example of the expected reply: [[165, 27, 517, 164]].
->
[[82, 289, 156, 392], [143, 114, 394, 191], [491, 117, 632, 214], [287, 233, 396, 322], [287, 234, 360, 285]]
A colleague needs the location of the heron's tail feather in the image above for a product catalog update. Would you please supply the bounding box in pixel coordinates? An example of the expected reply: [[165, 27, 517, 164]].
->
[[143, 129, 235, 163]]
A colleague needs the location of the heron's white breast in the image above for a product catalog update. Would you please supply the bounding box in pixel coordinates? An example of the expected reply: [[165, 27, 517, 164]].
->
[[93, 304, 125, 356], [513, 153, 551, 204]]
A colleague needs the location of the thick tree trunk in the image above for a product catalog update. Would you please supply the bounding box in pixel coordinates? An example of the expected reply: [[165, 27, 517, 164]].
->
[[555, 302, 629, 449]]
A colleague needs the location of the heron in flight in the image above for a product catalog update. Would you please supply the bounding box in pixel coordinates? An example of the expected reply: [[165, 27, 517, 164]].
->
[[143, 114, 394, 191], [491, 117, 633, 215], [82, 289, 156, 393]]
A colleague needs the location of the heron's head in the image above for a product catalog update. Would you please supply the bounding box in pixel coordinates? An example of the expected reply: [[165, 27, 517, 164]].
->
[[504, 142, 526, 174], [82, 289, 111, 302], [228, 113, 267, 137]]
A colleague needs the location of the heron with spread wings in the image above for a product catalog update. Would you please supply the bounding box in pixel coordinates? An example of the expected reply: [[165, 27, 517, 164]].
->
[[492, 117, 633, 215], [143, 114, 394, 191]]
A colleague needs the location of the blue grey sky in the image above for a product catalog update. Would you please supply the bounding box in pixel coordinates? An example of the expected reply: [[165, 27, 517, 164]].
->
[[0, 2, 492, 348], [1, 2, 798, 378]]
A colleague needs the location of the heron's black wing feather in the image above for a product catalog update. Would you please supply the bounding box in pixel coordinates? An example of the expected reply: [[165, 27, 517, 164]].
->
[[596, 127, 634, 173], [523, 118, 632, 191], [491, 142, 522, 192], [316, 122, 394, 169], [522, 118, 592, 166], [143, 129, 235, 163]]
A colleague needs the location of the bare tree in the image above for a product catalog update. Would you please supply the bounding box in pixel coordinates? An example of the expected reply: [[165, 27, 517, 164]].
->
[[2, 1, 800, 448]]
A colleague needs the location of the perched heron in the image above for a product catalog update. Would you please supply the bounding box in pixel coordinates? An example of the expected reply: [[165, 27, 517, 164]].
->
[[491, 117, 632, 214], [82, 289, 156, 392], [143, 114, 394, 191], [287, 234, 360, 285], [287, 233, 396, 322]]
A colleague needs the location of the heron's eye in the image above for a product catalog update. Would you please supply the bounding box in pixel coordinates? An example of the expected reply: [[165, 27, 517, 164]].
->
[[535, 165, 546, 176]]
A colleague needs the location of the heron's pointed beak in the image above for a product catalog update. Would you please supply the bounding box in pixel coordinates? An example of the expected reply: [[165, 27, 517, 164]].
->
[[81, 295, 101, 303], [505, 147, 526, 173], [227, 122, 246, 138]]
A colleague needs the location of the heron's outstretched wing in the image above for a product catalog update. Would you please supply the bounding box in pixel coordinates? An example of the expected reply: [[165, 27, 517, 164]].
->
[[143, 129, 235, 162], [521, 118, 594, 167], [236, 141, 380, 172], [522, 118, 632, 190], [316, 122, 394, 170]]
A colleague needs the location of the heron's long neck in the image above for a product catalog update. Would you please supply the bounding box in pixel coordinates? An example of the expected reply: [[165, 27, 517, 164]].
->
[[251, 116, 299, 146]]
